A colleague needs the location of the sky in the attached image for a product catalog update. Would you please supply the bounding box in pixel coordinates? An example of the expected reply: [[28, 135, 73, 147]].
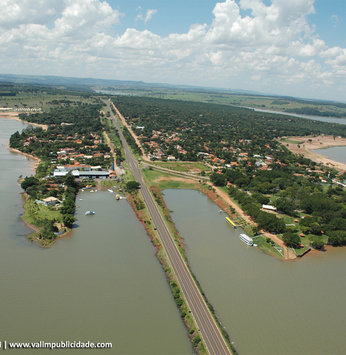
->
[[1, 0, 346, 101]]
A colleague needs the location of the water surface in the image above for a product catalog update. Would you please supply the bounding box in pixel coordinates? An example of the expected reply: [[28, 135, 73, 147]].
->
[[163, 189, 346, 355], [312, 145, 346, 165], [0, 118, 193, 355]]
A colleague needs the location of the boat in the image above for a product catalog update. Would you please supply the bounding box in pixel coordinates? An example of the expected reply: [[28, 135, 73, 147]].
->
[[239, 233, 253, 246], [226, 217, 237, 229], [85, 211, 95, 215], [115, 194, 120, 200], [108, 189, 113, 193], [79, 199, 83, 201]]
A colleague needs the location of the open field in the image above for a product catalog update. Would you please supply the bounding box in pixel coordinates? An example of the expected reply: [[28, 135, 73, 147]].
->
[[0, 92, 99, 110], [143, 169, 200, 190], [97, 86, 346, 118], [153, 161, 210, 174]]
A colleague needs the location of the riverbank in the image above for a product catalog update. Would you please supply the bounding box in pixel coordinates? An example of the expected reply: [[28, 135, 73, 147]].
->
[[0, 112, 48, 130], [9, 147, 40, 172], [283, 135, 346, 172]]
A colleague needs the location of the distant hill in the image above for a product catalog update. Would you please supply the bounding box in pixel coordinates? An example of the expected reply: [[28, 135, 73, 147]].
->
[[0, 73, 265, 96]]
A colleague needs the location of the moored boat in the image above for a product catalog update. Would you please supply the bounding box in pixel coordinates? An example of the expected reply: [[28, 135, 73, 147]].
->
[[226, 217, 237, 229], [85, 211, 95, 215], [239, 233, 253, 246]]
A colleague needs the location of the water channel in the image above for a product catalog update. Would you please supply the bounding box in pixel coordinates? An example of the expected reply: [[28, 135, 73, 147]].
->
[[163, 189, 346, 355], [0, 118, 193, 355]]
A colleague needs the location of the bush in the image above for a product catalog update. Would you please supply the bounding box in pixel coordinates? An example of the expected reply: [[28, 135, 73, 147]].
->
[[63, 214, 76, 228], [309, 235, 325, 249], [176, 298, 183, 307], [193, 336, 201, 347]]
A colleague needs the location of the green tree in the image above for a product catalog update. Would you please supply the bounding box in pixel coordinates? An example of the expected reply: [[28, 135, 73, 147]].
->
[[125, 181, 141, 193], [63, 214, 76, 228], [282, 232, 301, 248], [21, 176, 39, 190]]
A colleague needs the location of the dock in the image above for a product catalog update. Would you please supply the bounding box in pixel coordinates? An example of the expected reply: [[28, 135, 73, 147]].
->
[[226, 217, 238, 228]]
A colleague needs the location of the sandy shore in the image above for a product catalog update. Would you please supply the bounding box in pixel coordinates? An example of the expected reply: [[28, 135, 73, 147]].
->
[[9, 147, 40, 172], [0, 112, 48, 130], [284, 135, 346, 172]]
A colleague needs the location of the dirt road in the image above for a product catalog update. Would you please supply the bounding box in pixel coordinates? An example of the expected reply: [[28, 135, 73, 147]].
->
[[103, 130, 116, 167], [111, 103, 149, 161]]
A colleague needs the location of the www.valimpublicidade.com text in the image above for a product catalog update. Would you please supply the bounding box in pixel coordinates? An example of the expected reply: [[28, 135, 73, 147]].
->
[[0, 340, 112, 350]]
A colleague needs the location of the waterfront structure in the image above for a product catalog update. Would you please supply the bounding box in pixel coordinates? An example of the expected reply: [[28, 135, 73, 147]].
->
[[53, 169, 109, 179], [226, 217, 237, 229], [239, 233, 253, 246]]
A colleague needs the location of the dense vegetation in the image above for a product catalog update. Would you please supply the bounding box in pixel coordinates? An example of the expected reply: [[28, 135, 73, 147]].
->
[[113, 96, 346, 161], [225, 164, 346, 248]]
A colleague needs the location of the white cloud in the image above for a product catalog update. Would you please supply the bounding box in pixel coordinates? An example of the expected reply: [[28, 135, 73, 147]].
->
[[145, 9, 157, 23], [0, 0, 66, 29], [1, 0, 346, 100], [332, 14, 338, 27]]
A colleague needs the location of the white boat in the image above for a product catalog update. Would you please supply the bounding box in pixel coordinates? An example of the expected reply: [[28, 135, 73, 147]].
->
[[108, 189, 113, 193], [239, 233, 253, 246], [79, 199, 83, 201], [85, 211, 95, 215]]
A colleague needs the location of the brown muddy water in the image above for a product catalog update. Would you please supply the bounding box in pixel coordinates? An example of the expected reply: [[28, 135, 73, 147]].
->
[[0, 118, 193, 355], [163, 188, 346, 355]]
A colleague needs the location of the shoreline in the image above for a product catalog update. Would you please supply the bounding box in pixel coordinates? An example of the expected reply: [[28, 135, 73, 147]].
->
[[0, 113, 48, 130], [9, 147, 40, 172], [20, 192, 72, 247], [284, 135, 346, 172]]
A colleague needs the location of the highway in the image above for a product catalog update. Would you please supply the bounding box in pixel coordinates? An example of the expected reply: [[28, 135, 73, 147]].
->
[[106, 102, 233, 355]]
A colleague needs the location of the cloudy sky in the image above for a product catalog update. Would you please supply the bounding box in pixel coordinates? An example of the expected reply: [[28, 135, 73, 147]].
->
[[1, 0, 346, 101]]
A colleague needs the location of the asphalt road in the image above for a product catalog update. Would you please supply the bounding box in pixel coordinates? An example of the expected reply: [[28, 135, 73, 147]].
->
[[106, 102, 232, 355]]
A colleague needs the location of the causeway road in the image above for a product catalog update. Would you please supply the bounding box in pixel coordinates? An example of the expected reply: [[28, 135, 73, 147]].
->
[[106, 102, 232, 355]]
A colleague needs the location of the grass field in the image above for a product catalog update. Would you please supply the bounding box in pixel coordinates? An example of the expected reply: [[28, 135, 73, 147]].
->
[[22, 200, 63, 228], [0, 92, 98, 110], [100, 180, 118, 188], [154, 161, 210, 174], [280, 138, 305, 144], [253, 235, 284, 259], [143, 169, 200, 190], [98, 87, 346, 118]]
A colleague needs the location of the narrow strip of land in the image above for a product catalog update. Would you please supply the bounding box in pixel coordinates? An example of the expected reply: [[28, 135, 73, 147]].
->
[[106, 102, 232, 355]]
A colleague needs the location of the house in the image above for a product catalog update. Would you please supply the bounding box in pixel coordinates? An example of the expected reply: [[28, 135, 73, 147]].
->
[[262, 204, 277, 211], [42, 197, 61, 206]]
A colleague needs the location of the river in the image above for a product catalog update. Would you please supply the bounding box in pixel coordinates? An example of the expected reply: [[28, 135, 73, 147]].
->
[[246, 107, 346, 167], [163, 189, 346, 355], [244, 106, 346, 125], [0, 118, 193, 355]]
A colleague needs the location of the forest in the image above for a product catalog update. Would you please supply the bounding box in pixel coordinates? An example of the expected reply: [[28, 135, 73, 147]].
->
[[112, 96, 346, 162]]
